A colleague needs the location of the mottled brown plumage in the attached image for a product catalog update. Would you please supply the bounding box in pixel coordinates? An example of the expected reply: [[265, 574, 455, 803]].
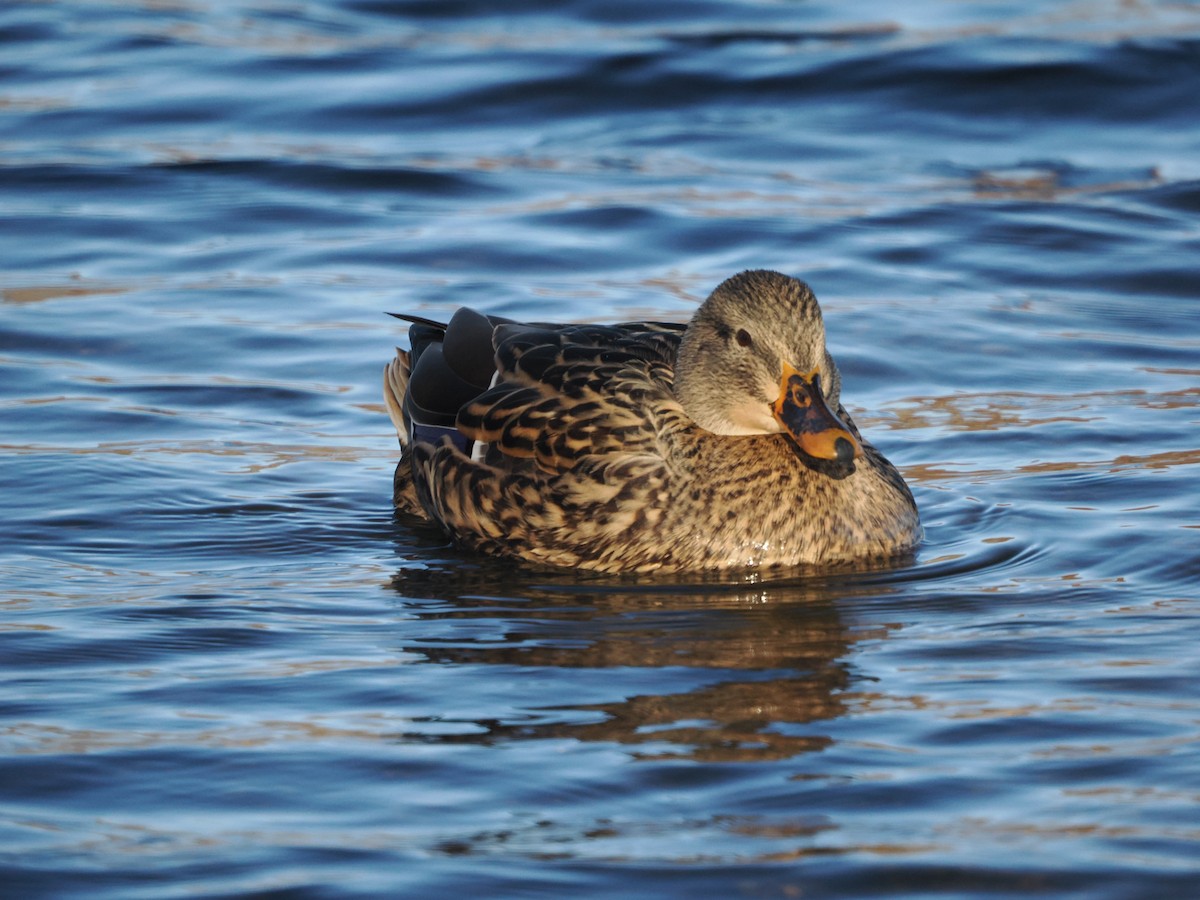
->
[[383, 270, 921, 573]]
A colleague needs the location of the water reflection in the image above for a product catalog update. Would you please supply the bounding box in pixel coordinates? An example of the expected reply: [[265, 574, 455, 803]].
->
[[389, 564, 904, 763]]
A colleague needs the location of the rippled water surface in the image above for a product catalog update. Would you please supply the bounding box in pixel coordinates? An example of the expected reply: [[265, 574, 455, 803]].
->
[[3, 1, 1200, 897]]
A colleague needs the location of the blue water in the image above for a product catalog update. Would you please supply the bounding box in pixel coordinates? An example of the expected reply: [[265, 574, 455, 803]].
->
[[3, 1, 1199, 897]]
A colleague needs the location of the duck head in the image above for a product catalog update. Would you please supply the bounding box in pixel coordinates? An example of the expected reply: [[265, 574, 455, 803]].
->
[[674, 270, 863, 466]]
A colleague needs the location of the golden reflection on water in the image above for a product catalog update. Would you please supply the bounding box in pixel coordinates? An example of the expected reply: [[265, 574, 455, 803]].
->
[[0, 439, 382, 474], [1, 715, 402, 756], [874, 386, 1200, 434], [2, 281, 131, 304], [904, 447, 1200, 485], [93, 0, 1200, 57]]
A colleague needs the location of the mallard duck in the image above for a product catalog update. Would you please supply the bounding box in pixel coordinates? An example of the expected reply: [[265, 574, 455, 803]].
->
[[383, 270, 920, 573]]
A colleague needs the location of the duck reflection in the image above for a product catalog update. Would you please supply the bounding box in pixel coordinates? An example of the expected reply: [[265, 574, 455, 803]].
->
[[388, 558, 902, 763]]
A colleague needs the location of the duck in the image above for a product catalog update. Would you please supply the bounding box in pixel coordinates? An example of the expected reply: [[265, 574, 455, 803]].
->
[[383, 270, 920, 574]]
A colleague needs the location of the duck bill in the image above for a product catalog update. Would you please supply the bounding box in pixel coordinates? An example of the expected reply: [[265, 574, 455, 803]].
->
[[772, 363, 863, 464]]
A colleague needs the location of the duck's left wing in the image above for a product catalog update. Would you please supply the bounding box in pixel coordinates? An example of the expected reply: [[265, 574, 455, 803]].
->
[[455, 322, 686, 473]]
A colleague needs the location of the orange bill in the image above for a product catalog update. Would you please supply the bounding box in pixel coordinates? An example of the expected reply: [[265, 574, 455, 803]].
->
[[772, 363, 863, 464]]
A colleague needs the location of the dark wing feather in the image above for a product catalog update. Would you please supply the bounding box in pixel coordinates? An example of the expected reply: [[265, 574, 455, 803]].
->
[[387, 312, 447, 330]]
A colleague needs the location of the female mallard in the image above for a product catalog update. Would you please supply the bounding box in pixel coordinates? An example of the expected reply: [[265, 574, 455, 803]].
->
[[384, 270, 920, 573]]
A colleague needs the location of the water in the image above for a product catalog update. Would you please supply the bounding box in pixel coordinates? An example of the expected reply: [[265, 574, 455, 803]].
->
[[2, 1, 1199, 896]]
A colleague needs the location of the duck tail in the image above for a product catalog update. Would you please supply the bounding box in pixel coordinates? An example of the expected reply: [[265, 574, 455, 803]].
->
[[383, 349, 413, 447], [384, 308, 505, 519], [383, 348, 429, 517]]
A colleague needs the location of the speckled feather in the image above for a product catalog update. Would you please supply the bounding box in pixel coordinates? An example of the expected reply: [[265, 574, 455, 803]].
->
[[384, 271, 921, 573]]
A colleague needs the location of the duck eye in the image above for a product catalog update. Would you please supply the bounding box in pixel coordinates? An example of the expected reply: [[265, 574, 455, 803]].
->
[[735, 328, 753, 348]]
